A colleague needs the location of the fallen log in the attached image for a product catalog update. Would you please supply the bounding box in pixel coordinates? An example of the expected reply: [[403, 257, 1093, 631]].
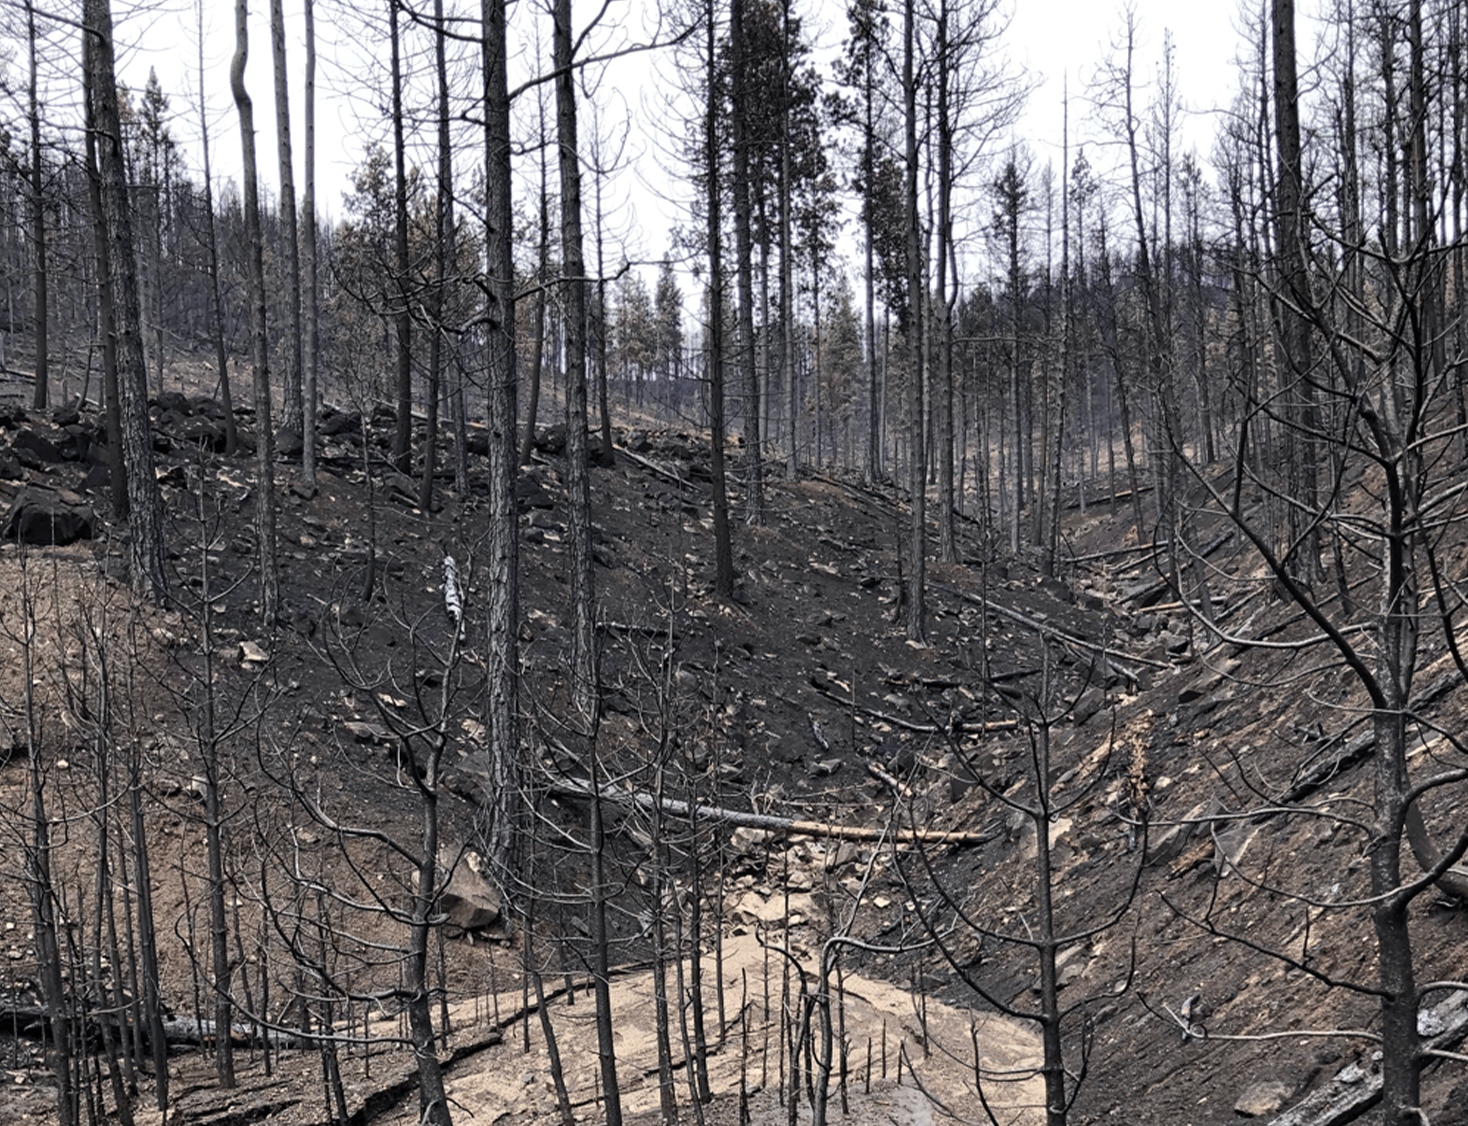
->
[[933, 582, 1166, 677], [1117, 530, 1235, 608], [614, 443, 707, 494], [1262, 707, 1468, 899], [156, 1016, 316, 1051], [540, 755, 998, 847], [807, 675, 1019, 735], [0, 1006, 313, 1053], [1265, 988, 1468, 1126]]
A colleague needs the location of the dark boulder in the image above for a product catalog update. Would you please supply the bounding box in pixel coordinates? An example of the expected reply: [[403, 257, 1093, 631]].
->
[[177, 416, 229, 453], [152, 390, 192, 416], [534, 423, 567, 455], [10, 427, 65, 465], [59, 424, 93, 462], [275, 424, 304, 458], [369, 403, 397, 428], [51, 401, 82, 428], [156, 408, 191, 433], [4, 487, 95, 545], [80, 462, 112, 493], [319, 408, 361, 437], [515, 473, 556, 511]]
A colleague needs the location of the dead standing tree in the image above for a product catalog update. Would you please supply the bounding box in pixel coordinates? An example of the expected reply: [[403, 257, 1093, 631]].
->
[[230, 0, 280, 625], [889, 647, 1145, 1126], [250, 580, 494, 1126], [1167, 2, 1468, 1120], [85, 0, 169, 602]]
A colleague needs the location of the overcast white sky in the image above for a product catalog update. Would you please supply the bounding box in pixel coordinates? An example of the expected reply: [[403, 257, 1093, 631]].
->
[[97, 0, 1258, 276]]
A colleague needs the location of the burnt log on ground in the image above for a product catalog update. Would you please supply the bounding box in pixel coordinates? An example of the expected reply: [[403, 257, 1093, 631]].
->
[[0, 1001, 312, 1053], [1263, 988, 1468, 1126]]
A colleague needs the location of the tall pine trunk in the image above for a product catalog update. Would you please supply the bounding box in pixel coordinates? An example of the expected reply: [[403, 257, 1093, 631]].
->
[[270, 0, 303, 438], [731, 0, 763, 524], [231, 0, 279, 624], [195, 0, 239, 456], [555, 0, 598, 731], [707, 0, 736, 598], [390, 0, 414, 472], [87, 0, 168, 602], [903, 0, 925, 642], [301, 0, 319, 483], [481, 0, 520, 897]]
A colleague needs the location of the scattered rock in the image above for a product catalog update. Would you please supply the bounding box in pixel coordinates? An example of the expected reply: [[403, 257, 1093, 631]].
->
[[824, 841, 860, 872], [730, 890, 816, 927], [1233, 1079, 1292, 1117], [1071, 687, 1105, 726], [534, 423, 567, 455], [730, 826, 776, 856], [319, 408, 361, 437], [176, 416, 229, 452], [276, 425, 304, 458], [1159, 629, 1191, 656], [438, 847, 503, 934], [10, 427, 65, 465], [516, 474, 556, 510], [342, 720, 389, 744], [3, 486, 94, 545], [191, 396, 229, 419], [51, 402, 81, 428], [1056, 955, 1090, 989], [152, 390, 192, 415], [1147, 801, 1215, 867], [238, 640, 270, 667]]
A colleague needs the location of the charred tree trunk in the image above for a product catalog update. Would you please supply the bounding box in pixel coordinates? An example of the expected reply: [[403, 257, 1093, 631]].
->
[[301, 0, 319, 483], [707, 0, 736, 599], [231, 0, 279, 626], [26, 0, 48, 411], [481, 0, 520, 895], [731, 0, 764, 525], [902, 0, 926, 642], [195, 0, 239, 457], [270, 0, 303, 438], [390, 0, 414, 473], [556, 0, 598, 729], [86, 0, 168, 602]]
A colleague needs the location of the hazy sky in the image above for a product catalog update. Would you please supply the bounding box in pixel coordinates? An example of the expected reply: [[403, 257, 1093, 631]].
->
[[103, 0, 1256, 272]]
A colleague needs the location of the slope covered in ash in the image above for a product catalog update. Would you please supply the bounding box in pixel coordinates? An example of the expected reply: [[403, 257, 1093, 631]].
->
[[0, 382, 1465, 1126]]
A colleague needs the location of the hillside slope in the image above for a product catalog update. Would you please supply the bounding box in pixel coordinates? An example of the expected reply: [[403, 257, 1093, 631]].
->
[[1, 383, 1465, 1126]]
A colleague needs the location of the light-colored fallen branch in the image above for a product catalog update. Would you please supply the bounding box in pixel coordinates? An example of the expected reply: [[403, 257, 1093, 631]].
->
[[540, 759, 998, 847], [933, 582, 1166, 674], [806, 676, 1019, 735], [614, 443, 706, 494]]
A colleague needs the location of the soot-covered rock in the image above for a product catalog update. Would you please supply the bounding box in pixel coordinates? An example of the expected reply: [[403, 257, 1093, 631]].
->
[[3, 486, 95, 545]]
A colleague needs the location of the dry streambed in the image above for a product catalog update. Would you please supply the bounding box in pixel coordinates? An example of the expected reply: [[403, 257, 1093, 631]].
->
[[432, 933, 1044, 1126]]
